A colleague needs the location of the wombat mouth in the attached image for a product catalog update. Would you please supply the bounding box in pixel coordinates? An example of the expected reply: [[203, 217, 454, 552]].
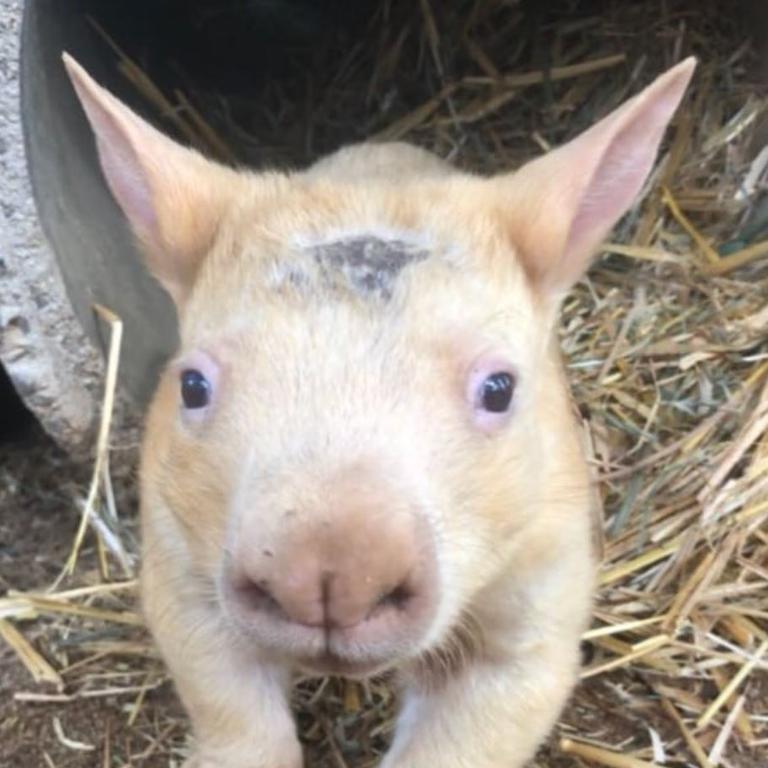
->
[[296, 651, 393, 679]]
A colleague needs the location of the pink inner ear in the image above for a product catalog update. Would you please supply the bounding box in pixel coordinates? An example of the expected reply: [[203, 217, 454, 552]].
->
[[509, 59, 696, 295], [91, 115, 158, 243], [565, 122, 664, 264], [64, 53, 236, 306], [563, 74, 691, 269]]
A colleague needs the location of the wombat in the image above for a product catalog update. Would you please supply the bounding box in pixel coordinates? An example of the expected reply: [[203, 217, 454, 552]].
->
[[64, 53, 694, 768]]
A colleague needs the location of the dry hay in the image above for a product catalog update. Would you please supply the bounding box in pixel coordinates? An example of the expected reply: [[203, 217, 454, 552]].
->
[[1, 0, 768, 766]]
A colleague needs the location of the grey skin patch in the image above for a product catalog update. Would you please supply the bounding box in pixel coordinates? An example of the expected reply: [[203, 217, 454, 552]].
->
[[308, 237, 430, 301]]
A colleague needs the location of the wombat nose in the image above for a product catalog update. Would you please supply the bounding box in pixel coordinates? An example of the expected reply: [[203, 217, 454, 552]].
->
[[232, 566, 419, 630], [225, 475, 438, 663]]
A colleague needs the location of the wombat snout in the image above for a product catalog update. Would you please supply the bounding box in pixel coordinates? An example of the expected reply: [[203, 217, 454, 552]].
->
[[231, 568, 417, 630], [223, 474, 437, 675]]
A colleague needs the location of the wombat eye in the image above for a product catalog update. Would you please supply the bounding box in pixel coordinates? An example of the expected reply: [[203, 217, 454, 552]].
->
[[480, 372, 515, 413], [176, 351, 219, 424], [466, 356, 517, 433], [180, 369, 211, 409]]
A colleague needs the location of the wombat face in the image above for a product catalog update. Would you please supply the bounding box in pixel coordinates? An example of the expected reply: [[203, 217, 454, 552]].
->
[[65, 55, 694, 676], [144, 179, 565, 674]]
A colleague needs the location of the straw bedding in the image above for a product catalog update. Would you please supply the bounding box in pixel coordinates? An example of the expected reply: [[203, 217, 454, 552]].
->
[[1, 0, 767, 765]]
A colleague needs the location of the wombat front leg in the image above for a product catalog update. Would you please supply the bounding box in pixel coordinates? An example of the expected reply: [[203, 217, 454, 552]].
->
[[383, 641, 580, 768], [141, 545, 302, 768], [174, 654, 301, 768]]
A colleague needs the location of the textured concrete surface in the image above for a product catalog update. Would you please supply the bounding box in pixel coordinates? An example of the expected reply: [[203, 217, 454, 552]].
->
[[1, 0, 180, 451], [0, 0, 99, 450], [22, 0, 179, 406]]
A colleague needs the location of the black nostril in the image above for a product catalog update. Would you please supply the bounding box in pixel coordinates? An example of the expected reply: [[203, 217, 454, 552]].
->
[[234, 578, 281, 615], [377, 582, 414, 611]]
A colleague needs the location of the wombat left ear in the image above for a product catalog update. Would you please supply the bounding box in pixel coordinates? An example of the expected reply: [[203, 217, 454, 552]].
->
[[499, 57, 696, 299], [62, 53, 242, 306]]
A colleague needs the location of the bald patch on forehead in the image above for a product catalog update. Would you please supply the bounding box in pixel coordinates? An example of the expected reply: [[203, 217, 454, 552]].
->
[[307, 236, 431, 300]]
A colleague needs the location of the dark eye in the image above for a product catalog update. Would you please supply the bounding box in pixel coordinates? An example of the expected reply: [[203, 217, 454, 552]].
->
[[480, 372, 515, 413], [180, 369, 211, 409]]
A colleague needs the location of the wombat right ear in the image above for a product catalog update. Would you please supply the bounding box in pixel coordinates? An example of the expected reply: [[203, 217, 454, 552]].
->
[[62, 53, 240, 306], [498, 57, 696, 301]]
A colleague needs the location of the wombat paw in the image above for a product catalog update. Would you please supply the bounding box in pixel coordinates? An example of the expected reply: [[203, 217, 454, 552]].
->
[[182, 757, 241, 768], [182, 749, 302, 768], [182, 757, 223, 768], [182, 759, 249, 768]]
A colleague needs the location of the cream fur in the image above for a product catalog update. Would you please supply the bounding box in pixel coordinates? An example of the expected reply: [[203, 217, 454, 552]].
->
[[63, 52, 696, 768]]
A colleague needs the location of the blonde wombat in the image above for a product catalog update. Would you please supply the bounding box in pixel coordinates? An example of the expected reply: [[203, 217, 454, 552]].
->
[[65, 53, 694, 768]]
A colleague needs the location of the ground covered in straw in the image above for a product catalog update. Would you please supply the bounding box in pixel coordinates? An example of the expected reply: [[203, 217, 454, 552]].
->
[[2, 0, 768, 766]]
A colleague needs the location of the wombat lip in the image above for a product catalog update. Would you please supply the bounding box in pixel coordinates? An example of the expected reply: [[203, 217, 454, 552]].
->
[[296, 652, 392, 679]]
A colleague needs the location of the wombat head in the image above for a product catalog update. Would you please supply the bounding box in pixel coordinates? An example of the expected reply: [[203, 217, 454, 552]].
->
[[65, 55, 694, 676]]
